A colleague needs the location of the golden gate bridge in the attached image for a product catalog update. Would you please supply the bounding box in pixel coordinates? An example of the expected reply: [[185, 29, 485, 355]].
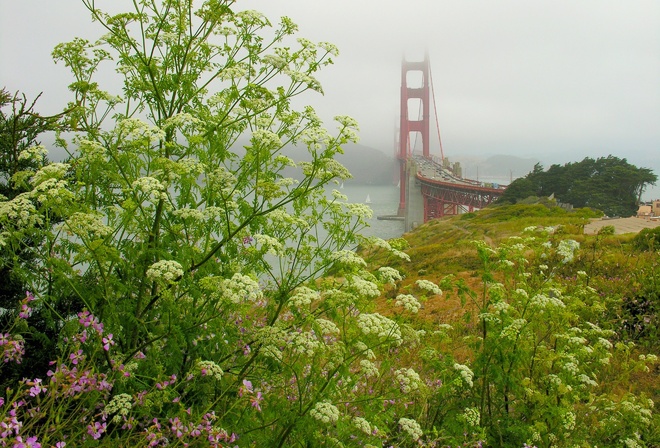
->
[[389, 52, 507, 230]]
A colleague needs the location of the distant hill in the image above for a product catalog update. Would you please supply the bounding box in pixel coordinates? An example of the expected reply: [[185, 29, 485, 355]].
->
[[335, 143, 397, 185], [279, 142, 397, 185], [451, 154, 541, 184]]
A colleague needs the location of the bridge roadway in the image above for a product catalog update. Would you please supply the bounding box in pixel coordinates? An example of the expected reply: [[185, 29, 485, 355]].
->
[[403, 154, 507, 230]]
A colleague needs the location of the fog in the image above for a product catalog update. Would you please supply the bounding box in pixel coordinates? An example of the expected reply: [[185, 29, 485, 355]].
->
[[2, 0, 659, 197]]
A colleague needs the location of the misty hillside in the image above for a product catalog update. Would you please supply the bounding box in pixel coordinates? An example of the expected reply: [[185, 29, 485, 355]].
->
[[279, 142, 397, 185]]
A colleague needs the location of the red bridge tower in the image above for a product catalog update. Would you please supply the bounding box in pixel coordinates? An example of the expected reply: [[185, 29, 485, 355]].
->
[[398, 53, 430, 215]]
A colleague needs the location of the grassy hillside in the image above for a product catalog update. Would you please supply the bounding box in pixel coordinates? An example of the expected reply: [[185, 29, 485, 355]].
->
[[361, 203, 660, 445]]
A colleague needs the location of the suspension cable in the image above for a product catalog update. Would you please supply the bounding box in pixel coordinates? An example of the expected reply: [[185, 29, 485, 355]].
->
[[429, 62, 445, 161]]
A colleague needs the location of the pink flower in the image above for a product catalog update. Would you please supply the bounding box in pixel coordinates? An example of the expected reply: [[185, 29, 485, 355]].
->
[[170, 417, 184, 438], [12, 435, 41, 448], [87, 421, 106, 440], [102, 334, 115, 351], [28, 378, 47, 397], [250, 391, 263, 412], [69, 350, 83, 365]]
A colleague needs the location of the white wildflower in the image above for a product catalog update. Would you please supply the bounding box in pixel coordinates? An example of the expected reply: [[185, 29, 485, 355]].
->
[[415, 279, 442, 295], [597, 337, 613, 350], [65, 212, 112, 239], [557, 239, 580, 263], [359, 359, 380, 378], [197, 360, 224, 381], [346, 203, 373, 219], [330, 250, 366, 267], [334, 115, 359, 129], [116, 118, 165, 143], [357, 313, 401, 343], [353, 341, 375, 359], [274, 154, 296, 167], [30, 163, 70, 186], [562, 411, 576, 430], [0, 194, 42, 228], [454, 363, 474, 388], [174, 158, 204, 176], [18, 144, 48, 162], [398, 417, 422, 441], [491, 300, 510, 313], [104, 393, 133, 424], [394, 368, 422, 393], [461, 408, 480, 427], [290, 331, 321, 357], [577, 374, 598, 387], [207, 166, 236, 193], [252, 129, 282, 148], [253, 233, 284, 256], [310, 401, 340, 424], [348, 276, 380, 298], [331, 189, 347, 200], [501, 318, 526, 340], [162, 113, 201, 131], [288, 286, 320, 309], [378, 266, 402, 285], [392, 249, 411, 261], [369, 237, 392, 251], [132, 176, 168, 201], [262, 344, 283, 362], [352, 416, 372, 435], [222, 273, 262, 303], [172, 207, 206, 221], [395, 294, 421, 313], [146, 260, 183, 283], [529, 293, 566, 310], [319, 41, 340, 57], [315, 318, 340, 335]]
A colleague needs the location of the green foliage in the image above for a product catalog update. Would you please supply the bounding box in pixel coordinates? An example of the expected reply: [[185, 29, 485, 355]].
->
[[420, 229, 658, 447], [633, 226, 660, 251], [498, 156, 657, 217], [1, 2, 658, 447], [0, 90, 70, 386]]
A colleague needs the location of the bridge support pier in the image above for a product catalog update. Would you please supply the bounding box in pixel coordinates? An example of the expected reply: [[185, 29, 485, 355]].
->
[[404, 159, 424, 232]]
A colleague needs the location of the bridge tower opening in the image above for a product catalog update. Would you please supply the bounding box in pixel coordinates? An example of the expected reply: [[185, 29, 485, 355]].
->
[[398, 53, 430, 216]]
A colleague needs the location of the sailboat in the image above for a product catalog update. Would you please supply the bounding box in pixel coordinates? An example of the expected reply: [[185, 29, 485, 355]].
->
[[365, 194, 372, 204]]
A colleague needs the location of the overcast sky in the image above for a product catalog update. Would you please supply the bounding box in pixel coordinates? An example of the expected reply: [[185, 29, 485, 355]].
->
[[1, 0, 659, 195]]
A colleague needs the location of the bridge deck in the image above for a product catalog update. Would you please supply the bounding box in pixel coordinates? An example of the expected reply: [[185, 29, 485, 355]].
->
[[412, 154, 506, 193]]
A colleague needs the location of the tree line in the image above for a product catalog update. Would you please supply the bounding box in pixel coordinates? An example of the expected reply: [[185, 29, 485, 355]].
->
[[498, 156, 657, 216]]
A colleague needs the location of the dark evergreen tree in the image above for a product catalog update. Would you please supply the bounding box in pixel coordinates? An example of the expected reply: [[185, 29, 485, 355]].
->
[[496, 155, 656, 216]]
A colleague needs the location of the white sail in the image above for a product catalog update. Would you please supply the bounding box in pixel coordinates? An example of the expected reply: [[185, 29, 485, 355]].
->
[[365, 194, 371, 204]]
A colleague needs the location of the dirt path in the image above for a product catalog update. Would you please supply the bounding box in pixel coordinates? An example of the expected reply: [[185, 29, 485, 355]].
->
[[583, 217, 660, 235]]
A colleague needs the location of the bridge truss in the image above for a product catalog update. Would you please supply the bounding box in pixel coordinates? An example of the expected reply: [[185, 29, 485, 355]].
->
[[419, 175, 504, 219]]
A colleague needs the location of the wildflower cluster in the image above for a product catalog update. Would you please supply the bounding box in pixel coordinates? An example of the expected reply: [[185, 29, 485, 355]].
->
[[398, 417, 423, 441], [1, 333, 25, 364], [394, 294, 421, 313], [196, 360, 224, 381], [310, 401, 340, 424], [104, 393, 133, 423], [377, 266, 402, 285], [288, 286, 320, 309], [146, 260, 184, 283], [393, 367, 422, 393], [415, 279, 443, 295], [454, 363, 474, 388], [357, 313, 402, 343]]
